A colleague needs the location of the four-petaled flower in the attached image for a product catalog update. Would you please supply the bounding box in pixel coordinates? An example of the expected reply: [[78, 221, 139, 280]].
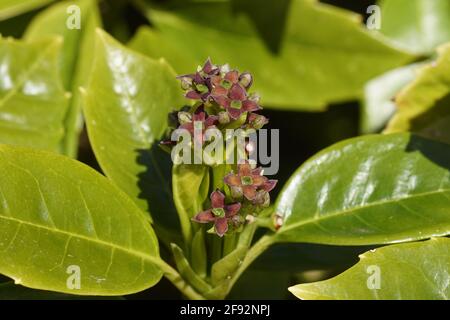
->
[[224, 163, 277, 201], [177, 59, 219, 101], [212, 84, 260, 120], [178, 111, 218, 145], [192, 190, 241, 237]]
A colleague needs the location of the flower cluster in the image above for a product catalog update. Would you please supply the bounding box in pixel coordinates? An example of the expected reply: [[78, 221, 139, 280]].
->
[[192, 162, 277, 237], [176, 59, 266, 128], [166, 59, 277, 237]]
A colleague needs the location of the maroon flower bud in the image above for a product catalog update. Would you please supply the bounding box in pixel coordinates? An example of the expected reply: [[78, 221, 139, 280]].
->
[[239, 72, 253, 89], [218, 111, 230, 124], [192, 190, 241, 237], [253, 190, 270, 207], [246, 113, 269, 130]]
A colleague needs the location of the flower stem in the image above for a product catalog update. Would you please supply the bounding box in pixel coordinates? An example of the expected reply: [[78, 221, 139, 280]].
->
[[225, 234, 275, 296], [153, 258, 206, 300]]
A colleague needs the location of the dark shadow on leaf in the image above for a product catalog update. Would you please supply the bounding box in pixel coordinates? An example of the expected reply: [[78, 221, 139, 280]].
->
[[408, 93, 450, 145], [406, 133, 450, 171], [231, 0, 291, 54], [136, 144, 182, 245]]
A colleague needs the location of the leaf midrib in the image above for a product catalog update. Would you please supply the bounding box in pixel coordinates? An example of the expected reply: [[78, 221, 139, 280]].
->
[[0, 213, 160, 266], [279, 187, 450, 235]]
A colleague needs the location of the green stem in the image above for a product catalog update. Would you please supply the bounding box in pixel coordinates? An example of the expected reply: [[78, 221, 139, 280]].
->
[[222, 234, 237, 256], [225, 234, 275, 296], [153, 258, 206, 300]]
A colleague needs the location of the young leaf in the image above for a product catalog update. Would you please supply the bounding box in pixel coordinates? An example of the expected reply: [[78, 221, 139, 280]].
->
[[274, 133, 450, 245], [82, 29, 185, 241], [129, 0, 413, 110], [0, 0, 54, 20], [289, 237, 450, 300], [0, 145, 162, 295], [0, 36, 69, 152], [172, 164, 209, 244], [361, 63, 423, 133], [25, 0, 102, 157], [385, 44, 450, 144], [379, 0, 450, 55]]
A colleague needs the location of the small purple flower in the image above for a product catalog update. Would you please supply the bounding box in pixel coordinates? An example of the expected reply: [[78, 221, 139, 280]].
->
[[212, 84, 260, 120], [224, 163, 277, 201], [192, 190, 241, 237], [177, 58, 219, 101], [245, 112, 269, 130]]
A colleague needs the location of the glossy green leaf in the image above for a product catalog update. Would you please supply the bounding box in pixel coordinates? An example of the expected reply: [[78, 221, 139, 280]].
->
[[0, 281, 124, 299], [0, 144, 162, 295], [129, 0, 413, 110], [361, 63, 422, 133], [385, 44, 450, 144], [379, 0, 450, 55], [0, 0, 54, 20], [172, 164, 209, 243], [275, 133, 450, 245], [0, 36, 69, 152], [289, 237, 450, 300], [82, 29, 185, 243], [25, 0, 101, 157]]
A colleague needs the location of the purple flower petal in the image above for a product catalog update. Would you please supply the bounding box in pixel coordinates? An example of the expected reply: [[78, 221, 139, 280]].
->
[[192, 210, 215, 223], [262, 180, 278, 192], [186, 91, 202, 100], [202, 58, 214, 74], [226, 107, 243, 120], [229, 84, 246, 101], [224, 173, 241, 187], [242, 185, 257, 200], [214, 218, 229, 237], [225, 70, 239, 83], [242, 99, 260, 112], [225, 203, 241, 217], [211, 190, 225, 208]]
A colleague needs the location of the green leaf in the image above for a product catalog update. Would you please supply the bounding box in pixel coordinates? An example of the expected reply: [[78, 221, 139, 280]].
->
[[379, 0, 450, 55], [0, 281, 124, 299], [25, 0, 102, 157], [0, 36, 69, 152], [172, 164, 209, 244], [361, 63, 422, 133], [0, 144, 162, 295], [82, 29, 185, 243], [129, 0, 413, 110], [289, 237, 450, 300], [385, 44, 450, 144], [0, 0, 54, 20], [274, 133, 450, 245]]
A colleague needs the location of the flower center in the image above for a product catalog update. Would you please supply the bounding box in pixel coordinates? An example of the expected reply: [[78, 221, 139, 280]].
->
[[212, 207, 226, 218], [241, 176, 253, 186], [231, 100, 242, 109], [196, 83, 209, 94], [221, 79, 232, 89]]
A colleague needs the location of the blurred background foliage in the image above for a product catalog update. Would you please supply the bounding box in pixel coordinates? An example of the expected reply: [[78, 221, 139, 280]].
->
[[0, 0, 449, 299]]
